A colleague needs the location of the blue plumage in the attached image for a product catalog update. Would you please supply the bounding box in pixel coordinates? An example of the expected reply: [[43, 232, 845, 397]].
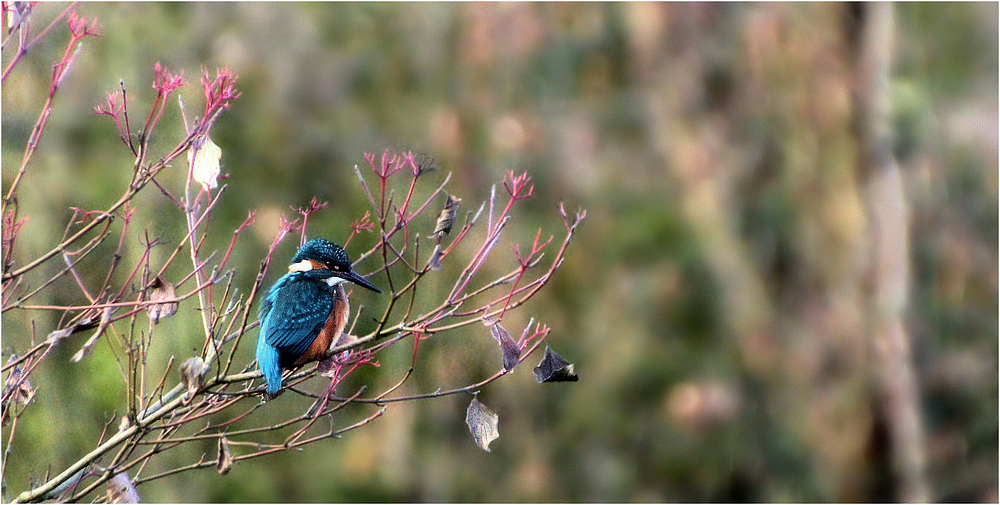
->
[[256, 238, 381, 395]]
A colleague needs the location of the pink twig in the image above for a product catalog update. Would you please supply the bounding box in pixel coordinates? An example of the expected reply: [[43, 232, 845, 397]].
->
[[4, 11, 100, 204], [218, 212, 256, 271], [499, 228, 553, 319], [290, 197, 328, 245], [141, 63, 184, 141], [201, 66, 241, 117], [268, 215, 302, 257], [345, 211, 374, 248]]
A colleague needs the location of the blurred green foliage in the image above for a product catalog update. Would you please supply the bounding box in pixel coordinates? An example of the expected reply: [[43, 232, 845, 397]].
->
[[2, 3, 996, 502]]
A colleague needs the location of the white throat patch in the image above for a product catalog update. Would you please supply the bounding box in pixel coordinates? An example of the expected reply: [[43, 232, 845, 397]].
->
[[289, 259, 345, 286], [288, 259, 314, 273]]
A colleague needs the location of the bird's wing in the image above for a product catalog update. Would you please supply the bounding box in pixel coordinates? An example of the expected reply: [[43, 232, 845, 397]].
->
[[259, 274, 334, 363]]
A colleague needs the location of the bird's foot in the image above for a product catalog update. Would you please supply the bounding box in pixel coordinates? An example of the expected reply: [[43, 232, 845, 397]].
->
[[260, 389, 283, 402]]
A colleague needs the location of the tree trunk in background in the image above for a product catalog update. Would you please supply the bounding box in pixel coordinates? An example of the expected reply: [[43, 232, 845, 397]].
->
[[853, 3, 930, 502], [647, 3, 877, 500]]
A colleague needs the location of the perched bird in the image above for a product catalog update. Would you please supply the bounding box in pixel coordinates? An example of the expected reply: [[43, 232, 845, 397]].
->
[[256, 238, 381, 395]]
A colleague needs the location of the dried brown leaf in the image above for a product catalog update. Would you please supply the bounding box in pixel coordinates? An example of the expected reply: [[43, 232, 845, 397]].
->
[[333, 332, 360, 350], [533, 345, 579, 383], [146, 275, 178, 324], [487, 319, 520, 373], [71, 306, 113, 363], [192, 135, 222, 192], [45, 317, 99, 345], [105, 472, 139, 504], [432, 194, 462, 238], [181, 357, 207, 399], [319, 333, 361, 376], [217, 436, 233, 475], [465, 396, 499, 452], [426, 244, 443, 271], [317, 355, 338, 377], [413, 152, 437, 177], [2, 362, 35, 426]]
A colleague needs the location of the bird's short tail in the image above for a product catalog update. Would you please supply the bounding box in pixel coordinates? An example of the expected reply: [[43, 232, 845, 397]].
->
[[256, 337, 283, 394]]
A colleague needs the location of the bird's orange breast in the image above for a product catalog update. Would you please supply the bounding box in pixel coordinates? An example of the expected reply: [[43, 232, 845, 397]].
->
[[295, 284, 350, 365]]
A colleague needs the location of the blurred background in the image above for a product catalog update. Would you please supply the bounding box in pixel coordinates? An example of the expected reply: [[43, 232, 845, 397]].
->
[[2, 2, 996, 502]]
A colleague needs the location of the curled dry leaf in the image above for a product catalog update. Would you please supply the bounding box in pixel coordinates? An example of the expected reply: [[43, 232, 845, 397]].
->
[[317, 355, 338, 377], [533, 345, 579, 383], [486, 319, 520, 373], [465, 396, 499, 452], [413, 152, 437, 177], [45, 327, 76, 345], [71, 306, 113, 363], [426, 244, 443, 271], [105, 472, 139, 504], [217, 436, 233, 475], [432, 193, 462, 238], [146, 276, 178, 324], [192, 135, 222, 191], [319, 333, 361, 376], [181, 357, 207, 398], [45, 317, 99, 345], [332, 331, 360, 352], [2, 362, 36, 426]]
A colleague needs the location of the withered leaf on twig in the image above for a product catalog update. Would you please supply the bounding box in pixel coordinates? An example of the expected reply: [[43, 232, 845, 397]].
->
[[318, 333, 361, 376], [465, 396, 499, 452], [486, 318, 520, 373], [146, 276, 178, 324], [105, 472, 140, 504], [192, 135, 222, 192], [426, 244, 443, 271], [2, 362, 36, 426], [181, 357, 207, 399], [217, 436, 233, 475], [412, 152, 437, 177], [45, 317, 99, 345], [533, 345, 579, 383], [432, 194, 461, 238], [317, 355, 337, 377], [71, 306, 113, 363]]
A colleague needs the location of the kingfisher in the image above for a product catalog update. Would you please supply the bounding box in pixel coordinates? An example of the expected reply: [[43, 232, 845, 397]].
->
[[256, 238, 381, 395]]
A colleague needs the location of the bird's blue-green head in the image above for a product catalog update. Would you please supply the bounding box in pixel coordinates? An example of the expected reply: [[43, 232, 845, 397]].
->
[[289, 238, 381, 293]]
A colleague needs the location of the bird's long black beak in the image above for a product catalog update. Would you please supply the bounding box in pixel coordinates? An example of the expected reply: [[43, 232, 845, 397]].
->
[[340, 270, 382, 294]]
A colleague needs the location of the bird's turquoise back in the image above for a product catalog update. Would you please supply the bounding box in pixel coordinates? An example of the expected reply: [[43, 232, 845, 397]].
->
[[256, 271, 336, 393]]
